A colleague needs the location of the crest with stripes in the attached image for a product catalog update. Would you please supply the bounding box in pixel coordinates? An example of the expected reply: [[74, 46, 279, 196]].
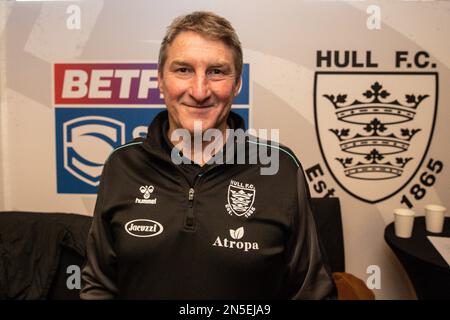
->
[[225, 179, 256, 218]]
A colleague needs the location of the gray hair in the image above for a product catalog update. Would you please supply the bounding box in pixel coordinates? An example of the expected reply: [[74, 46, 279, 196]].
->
[[158, 11, 243, 83]]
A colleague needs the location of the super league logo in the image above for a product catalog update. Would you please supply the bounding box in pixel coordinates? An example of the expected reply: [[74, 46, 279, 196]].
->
[[63, 116, 125, 187]]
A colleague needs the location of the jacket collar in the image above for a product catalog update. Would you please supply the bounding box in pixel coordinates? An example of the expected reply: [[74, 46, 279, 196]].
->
[[141, 110, 247, 165]]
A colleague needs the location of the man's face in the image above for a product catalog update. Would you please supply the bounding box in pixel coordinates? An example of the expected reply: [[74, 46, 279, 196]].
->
[[158, 31, 241, 135]]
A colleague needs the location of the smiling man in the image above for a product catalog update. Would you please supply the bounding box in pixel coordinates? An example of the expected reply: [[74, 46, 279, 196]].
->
[[80, 11, 336, 300], [159, 27, 241, 164], [160, 30, 240, 135], [158, 13, 243, 165]]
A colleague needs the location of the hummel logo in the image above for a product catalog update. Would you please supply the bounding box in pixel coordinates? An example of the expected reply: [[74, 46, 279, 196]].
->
[[140, 185, 154, 199], [135, 185, 157, 204], [213, 227, 259, 252]]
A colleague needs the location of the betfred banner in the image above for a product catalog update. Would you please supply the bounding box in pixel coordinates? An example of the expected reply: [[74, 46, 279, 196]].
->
[[54, 63, 250, 105], [54, 62, 251, 194]]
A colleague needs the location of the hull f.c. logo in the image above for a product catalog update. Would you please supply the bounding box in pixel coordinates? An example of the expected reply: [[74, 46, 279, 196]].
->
[[314, 72, 437, 203], [225, 180, 256, 218]]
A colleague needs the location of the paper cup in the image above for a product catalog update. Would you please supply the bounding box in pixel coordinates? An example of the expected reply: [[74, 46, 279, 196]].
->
[[425, 204, 446, 233], [394, 208, 415, 238]]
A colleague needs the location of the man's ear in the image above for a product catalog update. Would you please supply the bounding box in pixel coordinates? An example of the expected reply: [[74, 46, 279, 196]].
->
[[157, 70, 164, 98], [233, 77, 242, 97]]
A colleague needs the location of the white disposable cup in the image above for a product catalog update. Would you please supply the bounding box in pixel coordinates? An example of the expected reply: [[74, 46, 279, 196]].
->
[[425, 204, 447, 233], [394, 208, 415, 238]]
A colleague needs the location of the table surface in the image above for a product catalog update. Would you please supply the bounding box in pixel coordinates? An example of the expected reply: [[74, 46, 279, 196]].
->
[[384, 216, 450, 270]]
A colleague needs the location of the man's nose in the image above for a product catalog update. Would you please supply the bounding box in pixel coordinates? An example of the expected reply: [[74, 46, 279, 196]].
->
[[188, 74, 211, 104]]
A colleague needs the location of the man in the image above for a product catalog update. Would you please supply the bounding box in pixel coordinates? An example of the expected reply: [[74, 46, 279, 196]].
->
[[80, 11, 336, 299]]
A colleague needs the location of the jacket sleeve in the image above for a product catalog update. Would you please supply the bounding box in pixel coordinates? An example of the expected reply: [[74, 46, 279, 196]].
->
[[282, 167, 337, 300], [80, 161, 118, 299]]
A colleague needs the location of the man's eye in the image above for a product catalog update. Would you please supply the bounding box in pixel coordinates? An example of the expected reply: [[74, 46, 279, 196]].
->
[[177, 67, 190, 73], [207, 69, 225, 77], [210, 69, 223, 75]]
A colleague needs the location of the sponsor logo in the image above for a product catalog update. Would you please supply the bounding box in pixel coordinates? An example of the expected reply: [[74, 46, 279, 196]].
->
[[54, 63, 250, 105], [125, 219, 164, 238], [135, 185, 157, 204], [212, 227, 259, 252], [225, 180, 256, 218], [314, 72, 437, 203]]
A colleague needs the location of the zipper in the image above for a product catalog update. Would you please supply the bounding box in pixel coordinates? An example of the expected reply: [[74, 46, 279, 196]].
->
[[184, 187, 195, 230], [182, 168, 216, 231]]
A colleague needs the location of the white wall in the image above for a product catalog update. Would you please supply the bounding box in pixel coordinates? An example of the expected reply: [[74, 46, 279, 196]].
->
[[1, 0, 449, 299]]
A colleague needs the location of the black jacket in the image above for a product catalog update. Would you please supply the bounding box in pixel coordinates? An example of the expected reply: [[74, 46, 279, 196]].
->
[[80, 111, 336, 299]]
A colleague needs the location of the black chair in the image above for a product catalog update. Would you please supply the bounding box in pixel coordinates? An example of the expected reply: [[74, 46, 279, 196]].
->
[[310, 197, 345, 273], [311, 198, 375, 300]]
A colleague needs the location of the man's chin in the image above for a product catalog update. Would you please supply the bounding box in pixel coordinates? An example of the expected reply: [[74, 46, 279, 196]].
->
[[185, 123, 215, 135], [180, 117, 213, 132]]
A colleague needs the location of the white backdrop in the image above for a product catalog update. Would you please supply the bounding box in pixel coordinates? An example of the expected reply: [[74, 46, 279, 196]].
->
[[1, 0, 450, 299]]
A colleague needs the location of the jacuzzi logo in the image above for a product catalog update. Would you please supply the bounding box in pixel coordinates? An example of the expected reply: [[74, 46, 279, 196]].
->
[[125, 219, 164, 238]]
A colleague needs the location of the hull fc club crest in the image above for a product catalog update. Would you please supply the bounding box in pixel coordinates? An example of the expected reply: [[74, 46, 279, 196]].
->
[[314, 72, 438, 203], [225, 180, 256, 218]]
